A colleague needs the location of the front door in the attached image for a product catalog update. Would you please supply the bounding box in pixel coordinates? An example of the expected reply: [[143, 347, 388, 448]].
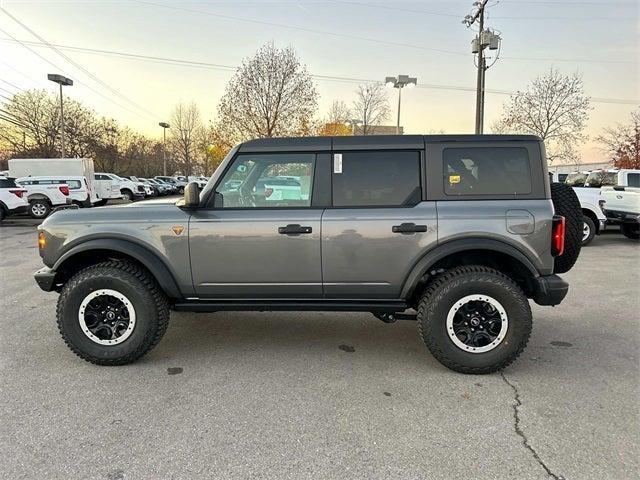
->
[[189, 152, 323, 298]]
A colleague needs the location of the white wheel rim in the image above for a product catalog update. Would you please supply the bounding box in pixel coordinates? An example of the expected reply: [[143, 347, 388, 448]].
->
[[78, 289, 136, 345], [582, 222, 590, 241], [446, 294, 508, 353]]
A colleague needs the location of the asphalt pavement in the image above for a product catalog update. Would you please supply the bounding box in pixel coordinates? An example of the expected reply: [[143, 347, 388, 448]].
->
[[1, 218, 638, 480]]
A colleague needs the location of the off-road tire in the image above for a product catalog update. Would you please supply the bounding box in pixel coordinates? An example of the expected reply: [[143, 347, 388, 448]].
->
[[418, 265, 532, 374], [56, 259, 170, 365], [621, 223, 640, 240], [29, 199, 51, 219], [550, 182, 582, 273], [581, 215, 596, 246]]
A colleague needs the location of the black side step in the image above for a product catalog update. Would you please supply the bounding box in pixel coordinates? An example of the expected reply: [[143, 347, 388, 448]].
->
[[173, 299, 407, 313]]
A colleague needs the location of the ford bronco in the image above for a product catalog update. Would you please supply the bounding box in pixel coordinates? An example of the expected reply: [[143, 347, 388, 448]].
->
[[34, 135, 582, 374]]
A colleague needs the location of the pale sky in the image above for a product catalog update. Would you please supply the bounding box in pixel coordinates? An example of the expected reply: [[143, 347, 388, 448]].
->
[[1, 0, 638, 163]]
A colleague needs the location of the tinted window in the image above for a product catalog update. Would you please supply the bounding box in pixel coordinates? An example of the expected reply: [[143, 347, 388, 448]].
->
[[444, 147, 531, 196], [559, 173, 568, 182], [217, 153, 314, 208], [0, 178, 18, 188], [627, 173, 640, 187], [332, 151, 421, 207]]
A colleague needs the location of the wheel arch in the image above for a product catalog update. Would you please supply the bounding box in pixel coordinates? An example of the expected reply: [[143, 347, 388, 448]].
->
[[52, 238, 183, 299], [581, 207, 600, 233], [401, 238, 540, 304]]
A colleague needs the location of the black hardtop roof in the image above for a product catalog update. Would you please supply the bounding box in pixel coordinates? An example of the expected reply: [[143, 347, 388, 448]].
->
[[238, 134, 542, 152]]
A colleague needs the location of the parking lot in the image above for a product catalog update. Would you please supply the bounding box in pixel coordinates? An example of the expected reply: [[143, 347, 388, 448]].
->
[[1, 216, 638, 480]]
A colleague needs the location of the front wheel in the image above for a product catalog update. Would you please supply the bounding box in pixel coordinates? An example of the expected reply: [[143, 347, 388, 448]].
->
[[56, 260, 170, 365], [121, 190, 133, 202], [621, 223, 640, 240], [418, 265, 532, 374], [581, 215, 596, 246]]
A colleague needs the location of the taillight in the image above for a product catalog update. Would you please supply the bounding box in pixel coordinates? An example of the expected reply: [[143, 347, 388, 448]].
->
[[9, 189, 26, 198], [552, 215, 565, 257], [264, 187, 273, 198], [59, 185, 70, 196]]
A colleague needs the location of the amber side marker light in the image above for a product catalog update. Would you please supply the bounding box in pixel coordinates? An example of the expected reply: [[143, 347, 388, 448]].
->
[[38, 231, 46, 249]]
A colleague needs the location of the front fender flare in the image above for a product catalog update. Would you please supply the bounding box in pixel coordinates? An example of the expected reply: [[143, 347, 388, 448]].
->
[[53, 238, 183, 299], [400, 238, 540, 299]]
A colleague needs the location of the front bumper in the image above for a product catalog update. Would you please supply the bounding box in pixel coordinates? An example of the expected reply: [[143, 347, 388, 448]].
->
[[34, 267, 57, 292], [9, 205, 29, 216], [532, 274, 569, 306]]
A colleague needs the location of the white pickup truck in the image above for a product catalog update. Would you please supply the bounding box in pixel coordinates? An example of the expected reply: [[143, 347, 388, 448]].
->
[[599, 170, 640, 240], [565, 171, 607, 246]]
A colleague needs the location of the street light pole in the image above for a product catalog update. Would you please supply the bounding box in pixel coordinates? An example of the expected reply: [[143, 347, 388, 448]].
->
[[47, 74, 73, 158], [159, 122, 170, 176], [385, 75, 417, 135]]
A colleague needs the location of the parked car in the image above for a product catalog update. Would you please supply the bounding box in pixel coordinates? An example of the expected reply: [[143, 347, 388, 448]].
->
[[17, 176, 95, 208], [8, 158, 98, 204], [155, 176, 186, 194], [0, 176, 28, 222], [548, 171, 569, 183], [566, 171, 606, 246], [93, 173, 122, 206], [600, 172, 640, 240], [144, 178, 172, 196], [15, 177, 71, 218], [188, 175, 209, 189], [35, 134, 582, 373], [95, 173, 146, 201]]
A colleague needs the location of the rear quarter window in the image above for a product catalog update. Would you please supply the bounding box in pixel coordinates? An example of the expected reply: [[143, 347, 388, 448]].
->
[[443, 147, 532, 196]]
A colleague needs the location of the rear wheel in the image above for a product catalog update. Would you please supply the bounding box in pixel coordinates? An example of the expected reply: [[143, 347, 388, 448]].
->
[[418, 265, 532, 374], [56, 259, 170, 365], [29, 199, 51, 219], [621, 223, 640, 240], [581, 215, 596, 246], [550, 182, 582, 273]]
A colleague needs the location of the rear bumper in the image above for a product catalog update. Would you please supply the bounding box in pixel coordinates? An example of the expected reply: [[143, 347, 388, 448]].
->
[[532, 274, 569, 306], [34, 267, 57, 292], [603, 209, 640, 225]]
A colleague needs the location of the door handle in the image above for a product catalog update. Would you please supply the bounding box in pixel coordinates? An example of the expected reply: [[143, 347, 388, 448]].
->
[[278, 224, 313, 235], [392, 223, 428, 234]]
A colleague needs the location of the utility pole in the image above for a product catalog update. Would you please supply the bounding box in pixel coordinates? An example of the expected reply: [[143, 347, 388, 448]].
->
[[463, 1, 501, 134]]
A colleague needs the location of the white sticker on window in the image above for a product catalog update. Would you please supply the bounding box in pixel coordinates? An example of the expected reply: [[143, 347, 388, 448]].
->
[[333, 153, 343, 174]]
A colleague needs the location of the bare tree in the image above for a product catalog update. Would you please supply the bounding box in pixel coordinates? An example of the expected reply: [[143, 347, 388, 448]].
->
[[326, 100, 351, 124], [169, 102, 204, 176], [215, 42, 318, 142], [596, 108, 640, 169], [352, 83, 390, 135], [493, 69, 590, 163]]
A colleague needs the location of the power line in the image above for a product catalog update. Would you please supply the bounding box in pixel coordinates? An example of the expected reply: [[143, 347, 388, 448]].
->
[[0, 26, 152, 121], [0, 37, 636, 105], [0, 7, 159, 120], [134, 0, 636, 65], [0, 78, 24, 91]]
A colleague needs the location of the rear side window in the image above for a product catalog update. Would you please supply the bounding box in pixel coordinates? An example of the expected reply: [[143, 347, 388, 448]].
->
[[627, 173, 640, 187], [332, 151, 421, 207], [64, 180, 82, 189], [444, 147, 532, 196], [0, 178, 18, 188]]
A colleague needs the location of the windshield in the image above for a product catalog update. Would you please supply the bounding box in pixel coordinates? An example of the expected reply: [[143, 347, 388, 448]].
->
[[585, 171, 617, 188], [565, 173, 588, 187]]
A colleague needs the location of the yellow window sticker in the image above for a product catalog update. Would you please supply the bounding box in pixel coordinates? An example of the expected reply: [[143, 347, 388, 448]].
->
[[449, 174, 461, 184]]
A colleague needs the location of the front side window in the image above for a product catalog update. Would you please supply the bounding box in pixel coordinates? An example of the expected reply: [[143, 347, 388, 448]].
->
[[332, 151, 421, 207], [444, 147, 531, 196], [216, 153, 315, 208]]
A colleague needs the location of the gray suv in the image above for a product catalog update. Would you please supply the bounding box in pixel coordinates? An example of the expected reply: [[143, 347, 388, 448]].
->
[[34, 135, 581, 374]]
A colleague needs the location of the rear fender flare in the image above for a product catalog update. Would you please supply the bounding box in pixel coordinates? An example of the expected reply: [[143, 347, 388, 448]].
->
[[400, 238, 540, 299]]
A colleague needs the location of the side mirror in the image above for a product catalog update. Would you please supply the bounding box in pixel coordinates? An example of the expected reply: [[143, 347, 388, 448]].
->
[[183, 182, 200, 208]]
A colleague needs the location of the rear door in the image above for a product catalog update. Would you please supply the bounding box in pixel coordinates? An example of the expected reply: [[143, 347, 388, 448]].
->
[[189, 151, 324, 298], [321, 147, 437, 299]]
